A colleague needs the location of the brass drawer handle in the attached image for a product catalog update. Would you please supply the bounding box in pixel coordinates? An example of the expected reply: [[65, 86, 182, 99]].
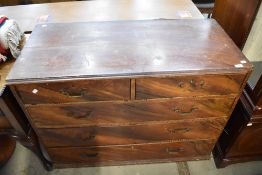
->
[[167, 128, 192, 134], [80, 153, 98, 158], [166, 147, 184, 154], [83, 134, 96, 141], [178, 82, 185, 88], [200, 80, 205, 88], [190, 79, 196, 87], [173, 107, 198, 115], [67, 110, 92, 119], [190, 79, 205, 88], [80, 111, 92, 119], [178, 80, 205, 88], [59, 88, 87, 98], [73, 111, 92, 119]]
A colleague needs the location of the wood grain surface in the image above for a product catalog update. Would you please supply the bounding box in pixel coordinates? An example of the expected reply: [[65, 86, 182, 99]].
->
[[47, 140, 214, 165], [37, 117, 227, 147], [6, 20, 252, 84], [136, 74, 244, 99], [0, 0, 254, 168], [26, 97, 234, 128], [14, 79, 130, 104], [3, 10, 253, 168]]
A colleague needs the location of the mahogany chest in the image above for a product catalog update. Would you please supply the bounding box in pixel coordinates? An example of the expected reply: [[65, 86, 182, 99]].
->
[[6, 19, 252, 168]]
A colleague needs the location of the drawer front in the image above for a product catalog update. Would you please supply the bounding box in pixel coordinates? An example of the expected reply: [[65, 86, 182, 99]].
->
[[15, 79, 130, 104], [227, 123, 262, 157], [27, 97, 234, 128], [136, 74, 244, 99], [48, 140, 214, 164], [38, 118, 227, 147]]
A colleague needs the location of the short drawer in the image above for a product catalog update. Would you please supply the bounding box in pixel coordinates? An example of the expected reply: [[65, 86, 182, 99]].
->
[[14, 79, 130, 104], [37, 117, 227, 147], [48, 140, 214, 164], [26, 97, 234, 128], [136, 74, 244, 99]]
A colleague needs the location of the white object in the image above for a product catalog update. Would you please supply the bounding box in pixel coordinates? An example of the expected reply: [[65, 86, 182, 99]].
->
[[32, 89, 38, 94], [0, 18, 24, 59], [234, 64, 244, 68]]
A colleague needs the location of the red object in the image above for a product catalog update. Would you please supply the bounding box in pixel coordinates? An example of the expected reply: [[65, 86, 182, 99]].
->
[[0, 16, 10, 57], [0, 16, 8, 27]]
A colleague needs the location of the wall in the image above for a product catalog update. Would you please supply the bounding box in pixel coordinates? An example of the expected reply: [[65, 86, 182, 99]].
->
[[243, 3, 262, 61]]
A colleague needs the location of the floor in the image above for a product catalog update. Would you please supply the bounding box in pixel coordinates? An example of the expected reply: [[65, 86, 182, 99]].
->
[[0, 143, 261, 175]]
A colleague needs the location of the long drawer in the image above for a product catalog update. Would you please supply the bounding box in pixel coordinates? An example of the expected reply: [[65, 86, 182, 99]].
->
[[26, 97, 234, 128], [14, 79, 130, 104], [136, 74, 244, 99], [48, 140, 215, 165], [37, 117, 227, 147]]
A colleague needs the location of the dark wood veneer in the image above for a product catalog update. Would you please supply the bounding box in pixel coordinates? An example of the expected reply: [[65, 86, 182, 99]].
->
[[6, 20, 251, 83], [38, 117, 227, 148], [26, 97, 234, 128], [15, 79, 130, 104], [48, 140, 215, 165], [6, 20, 252, 168], [136, 75, 244, 99]]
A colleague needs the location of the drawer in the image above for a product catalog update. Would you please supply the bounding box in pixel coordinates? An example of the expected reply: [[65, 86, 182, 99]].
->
[[26, 97, 234, 128], [136, 74, 244, 99], [14, 79, 130, 104], [37, 117, 227, 147], [48, 140, 214, 164]]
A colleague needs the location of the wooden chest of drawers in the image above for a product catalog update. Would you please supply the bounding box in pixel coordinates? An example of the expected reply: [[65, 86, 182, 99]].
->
[[6, 19, 252, 168]]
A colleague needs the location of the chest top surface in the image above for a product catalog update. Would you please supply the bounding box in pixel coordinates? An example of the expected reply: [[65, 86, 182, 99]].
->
[[7, 19, 252, 84]]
